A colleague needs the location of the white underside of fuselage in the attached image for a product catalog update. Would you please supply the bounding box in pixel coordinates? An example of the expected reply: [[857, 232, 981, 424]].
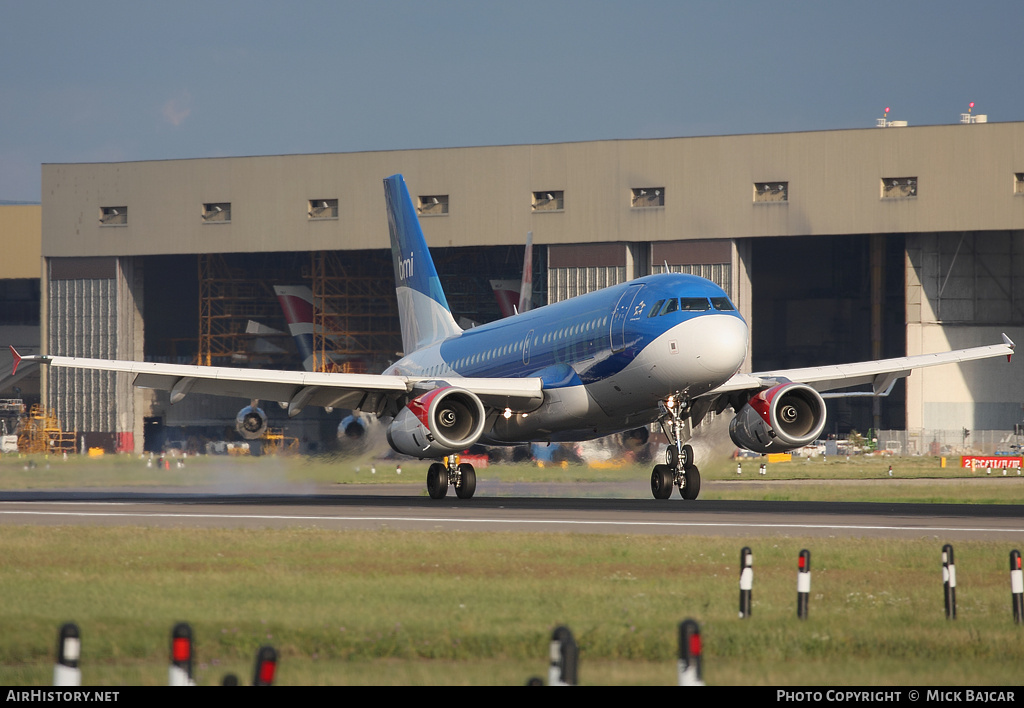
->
[[486, 314, 747, 444]]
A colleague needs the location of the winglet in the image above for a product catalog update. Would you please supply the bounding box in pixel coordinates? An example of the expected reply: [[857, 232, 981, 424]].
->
[[9, 346, 21, 376], [1003, 333, 1016, 362]]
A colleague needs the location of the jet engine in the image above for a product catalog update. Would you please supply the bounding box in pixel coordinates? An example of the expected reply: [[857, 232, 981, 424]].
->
[[236, 405, 269, 440], [338, 414, 366, 440], [386, 387, 486, 458], [728, 382, 826, 454]]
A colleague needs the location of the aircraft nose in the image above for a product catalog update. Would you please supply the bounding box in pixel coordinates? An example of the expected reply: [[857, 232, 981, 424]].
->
[[693, 314, 748, 375]]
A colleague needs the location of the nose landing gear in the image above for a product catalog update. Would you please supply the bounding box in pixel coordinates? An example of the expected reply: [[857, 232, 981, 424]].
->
[[650, 395, 702, 500]]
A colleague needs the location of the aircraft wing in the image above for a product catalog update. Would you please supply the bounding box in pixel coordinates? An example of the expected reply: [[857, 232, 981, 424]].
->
[[9, 349, 544, 416], [707, 334, 1015, 398]]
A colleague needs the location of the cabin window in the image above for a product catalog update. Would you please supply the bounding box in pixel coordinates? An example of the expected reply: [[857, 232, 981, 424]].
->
[[661, 299, 679, 315], [711, 297, 736, 311], [648, 300, 665, 317]]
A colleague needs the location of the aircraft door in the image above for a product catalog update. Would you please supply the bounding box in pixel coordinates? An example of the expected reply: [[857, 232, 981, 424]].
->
[[610, 284, 645, 352], [522, 329, 534, 366]]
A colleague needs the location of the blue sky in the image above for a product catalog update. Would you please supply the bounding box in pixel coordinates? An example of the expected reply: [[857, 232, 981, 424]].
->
[[1, 1, 1020, 202]]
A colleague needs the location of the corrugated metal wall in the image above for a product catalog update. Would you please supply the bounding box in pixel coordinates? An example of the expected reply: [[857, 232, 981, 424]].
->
[[47, 276, 117, 434]]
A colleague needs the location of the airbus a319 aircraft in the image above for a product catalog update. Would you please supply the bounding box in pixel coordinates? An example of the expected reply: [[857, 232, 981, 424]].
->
[[11, 175, 1015, 500]]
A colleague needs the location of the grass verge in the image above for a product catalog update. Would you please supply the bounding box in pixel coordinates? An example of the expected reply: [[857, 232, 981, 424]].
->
[[0, 526, 1021, 685]]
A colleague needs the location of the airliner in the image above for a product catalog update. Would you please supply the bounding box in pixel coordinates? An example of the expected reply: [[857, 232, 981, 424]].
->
[[10, 174, 1015, 501]]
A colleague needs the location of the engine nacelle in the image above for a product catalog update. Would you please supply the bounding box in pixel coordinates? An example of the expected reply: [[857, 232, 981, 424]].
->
[[729, 382, 827, 454], [338, 414, 366, 440], [236, 405, 269, 440], [386, 387, 486, 458]]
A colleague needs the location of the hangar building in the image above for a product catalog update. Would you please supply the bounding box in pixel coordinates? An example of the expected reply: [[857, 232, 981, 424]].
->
[[36, 122, 1024, 453]]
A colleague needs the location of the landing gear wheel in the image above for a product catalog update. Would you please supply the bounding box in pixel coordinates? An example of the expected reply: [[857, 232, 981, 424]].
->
[[651, 464, 674, 500], [455, 463, 477, 499], [666, 443, 694, 468], [426, 462, 448, 499], [679, 465, 701, 500]]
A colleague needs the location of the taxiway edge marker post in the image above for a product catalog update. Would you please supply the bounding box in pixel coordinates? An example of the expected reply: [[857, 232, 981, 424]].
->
[[739, 546, 753, 618], [677, 619, 705, 686], [1010, 549, 1023, 624], [548, 625, 578, 686], [797, 550, 811, 620], [253, 645, 278, 686], [52, 622, 81, 687], [169, 622, 194, 686], [943, 544, 957, 620]]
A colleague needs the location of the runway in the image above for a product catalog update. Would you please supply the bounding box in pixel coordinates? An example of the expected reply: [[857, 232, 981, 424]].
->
[[0, 483, 1021, 540]]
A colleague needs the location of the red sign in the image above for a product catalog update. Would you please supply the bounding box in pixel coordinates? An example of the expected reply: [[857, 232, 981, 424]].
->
[[961, 456, 1022, 469]]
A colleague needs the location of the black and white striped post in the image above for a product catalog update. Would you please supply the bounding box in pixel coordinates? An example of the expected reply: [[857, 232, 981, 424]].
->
[[1010, 550, 1023, 624], [253, 645, 278, 686], [797, 549, 811, 620], [53, 623, 81, 687], [677, 619, 705, 686], [548, 625, 578, 686], [169, 622, 194, 686], [942, 544, 957, 620], [739, 547, 753, 618]]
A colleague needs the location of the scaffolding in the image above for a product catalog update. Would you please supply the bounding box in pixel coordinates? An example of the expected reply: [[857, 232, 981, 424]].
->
[[310, 251, 400, 373], [263, 428, 300, 455], [197, 254, 302, 368], [16, 404, 77, 455]]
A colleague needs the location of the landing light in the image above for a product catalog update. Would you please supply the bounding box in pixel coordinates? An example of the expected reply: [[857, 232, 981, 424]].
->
[[503, 407, 512, 419]]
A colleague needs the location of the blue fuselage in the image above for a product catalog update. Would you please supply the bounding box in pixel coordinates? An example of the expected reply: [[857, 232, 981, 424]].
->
[[386, 272, 749, 442]]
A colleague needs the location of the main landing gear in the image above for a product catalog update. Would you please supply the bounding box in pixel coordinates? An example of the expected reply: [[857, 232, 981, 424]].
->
[[651, 395, 701, 500], [426, 455, 477, 500]]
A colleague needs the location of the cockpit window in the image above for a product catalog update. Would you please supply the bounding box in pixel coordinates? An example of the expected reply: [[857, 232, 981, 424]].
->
[[648, 300, 665, 318], [660, 298, 679, 315], [710, 297, 736, 311], [679, 297, 711, 311]]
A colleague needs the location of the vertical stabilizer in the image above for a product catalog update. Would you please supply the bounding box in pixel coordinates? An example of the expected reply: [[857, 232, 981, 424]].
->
[[518, 230, 533, 314], [383, 174, 461, 353], [273, 285, 316, 371]]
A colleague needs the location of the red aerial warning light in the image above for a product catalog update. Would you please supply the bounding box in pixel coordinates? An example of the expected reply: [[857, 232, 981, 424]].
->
[[969, 102, 975, 109], [885, 107, 890, 114]]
